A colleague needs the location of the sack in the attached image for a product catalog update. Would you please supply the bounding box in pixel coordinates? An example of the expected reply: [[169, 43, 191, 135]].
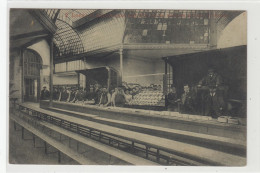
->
[[228, 117, 239, 125], [217, 116, 230, 123]]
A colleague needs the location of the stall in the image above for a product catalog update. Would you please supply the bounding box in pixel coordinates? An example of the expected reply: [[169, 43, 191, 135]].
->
[[163, 45, 247, 117], [76, 66, 119, 92]]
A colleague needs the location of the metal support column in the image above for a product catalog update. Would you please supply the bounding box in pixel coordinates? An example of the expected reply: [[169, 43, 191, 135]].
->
[[44, 141, 47, 154], [164, 59, 168, 109], [145, 146, 149, 159], [107, 68, 111, 91], [58, 151, 61, 163], [76, 141, 79, 152], [13, 121, 16, 130], [33, 134, 36, 147], [156, 149, 160, 162], [119, 48, 123, 85]]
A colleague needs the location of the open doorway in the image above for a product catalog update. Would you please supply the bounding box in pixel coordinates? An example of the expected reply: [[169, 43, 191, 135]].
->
[[24, 78, 40, 102]]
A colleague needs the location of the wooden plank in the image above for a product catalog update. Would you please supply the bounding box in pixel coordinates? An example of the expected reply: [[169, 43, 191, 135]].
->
[[94, 117, 246, 148], [50, 101, 246, 129], [38, 121, 158, 165], [50, 107, 98, 119], [17, 103, 246, 166], [10, 114, 96, 165]]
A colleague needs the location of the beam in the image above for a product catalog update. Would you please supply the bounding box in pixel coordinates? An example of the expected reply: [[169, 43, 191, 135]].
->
[[10, 30, 49, 41], [28, 10, 57, 34], [53, 44, 120, 64], [123, 43, 209, 50]]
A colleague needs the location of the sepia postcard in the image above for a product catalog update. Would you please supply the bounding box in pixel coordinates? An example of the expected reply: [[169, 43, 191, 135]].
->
[[9, 7, 247, 168]]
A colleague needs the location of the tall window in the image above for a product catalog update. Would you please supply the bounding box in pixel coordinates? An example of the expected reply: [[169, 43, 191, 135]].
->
[[23, 50, 42, 77]]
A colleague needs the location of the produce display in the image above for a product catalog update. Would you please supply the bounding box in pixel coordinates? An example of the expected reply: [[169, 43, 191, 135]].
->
[[127, 90, 164, 106]]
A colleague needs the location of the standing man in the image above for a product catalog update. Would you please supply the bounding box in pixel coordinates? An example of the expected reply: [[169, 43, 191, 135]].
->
[[197, 67, 223, 115], [204, 87, 226, 118], [40, 86, 50, 100]]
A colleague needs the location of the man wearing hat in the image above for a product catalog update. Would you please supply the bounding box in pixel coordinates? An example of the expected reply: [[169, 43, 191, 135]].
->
[[198, 67, 223, 89], [197, 67, 223, 115], [40, 86, 50, 100]]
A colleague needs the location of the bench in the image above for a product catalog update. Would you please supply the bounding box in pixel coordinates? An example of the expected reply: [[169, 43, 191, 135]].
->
[[10, 114, 96, 165], [17, 103, 246, 166], [38, 120, 158, 165], [48, 107, 246, 153]]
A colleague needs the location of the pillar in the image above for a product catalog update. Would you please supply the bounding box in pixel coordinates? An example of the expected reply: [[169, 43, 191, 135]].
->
[[21, 49, 24, 103], [119, 48, 123, 85], [209, 11, 218, 48], [164, 58, 168, 108], [49, 37, 54, 106], [83, 74, 86, 89], [77, 72, 80, 89]]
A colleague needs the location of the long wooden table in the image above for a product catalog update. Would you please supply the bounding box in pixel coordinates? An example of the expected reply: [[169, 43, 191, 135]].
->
[[48, 106, 246, 153], [42, 100, 246, 140]]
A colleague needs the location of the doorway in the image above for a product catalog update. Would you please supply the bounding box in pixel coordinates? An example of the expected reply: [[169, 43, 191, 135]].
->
[[24, 78, 40, 102], [23, 49, 42, 102]]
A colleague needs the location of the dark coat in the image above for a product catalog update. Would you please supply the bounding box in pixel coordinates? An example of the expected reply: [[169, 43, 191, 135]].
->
[[40, 89, 50, 100], [167, 92, 178, 109], [180, 91, 195, 113]]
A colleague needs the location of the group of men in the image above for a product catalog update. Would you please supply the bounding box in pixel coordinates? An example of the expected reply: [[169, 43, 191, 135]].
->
[[40, 84, 134, 107], [167, 68, 226, 118], [40, 67, 226, 118]]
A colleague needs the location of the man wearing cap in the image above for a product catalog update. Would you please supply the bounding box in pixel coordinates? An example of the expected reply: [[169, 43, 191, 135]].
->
[[197, 68, 223, 115], [40, 86, 50, 100], [198, 68, 223, 89]]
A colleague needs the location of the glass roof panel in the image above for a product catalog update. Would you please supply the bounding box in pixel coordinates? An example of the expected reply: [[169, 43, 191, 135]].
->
[[54, 19, 84, 57]]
